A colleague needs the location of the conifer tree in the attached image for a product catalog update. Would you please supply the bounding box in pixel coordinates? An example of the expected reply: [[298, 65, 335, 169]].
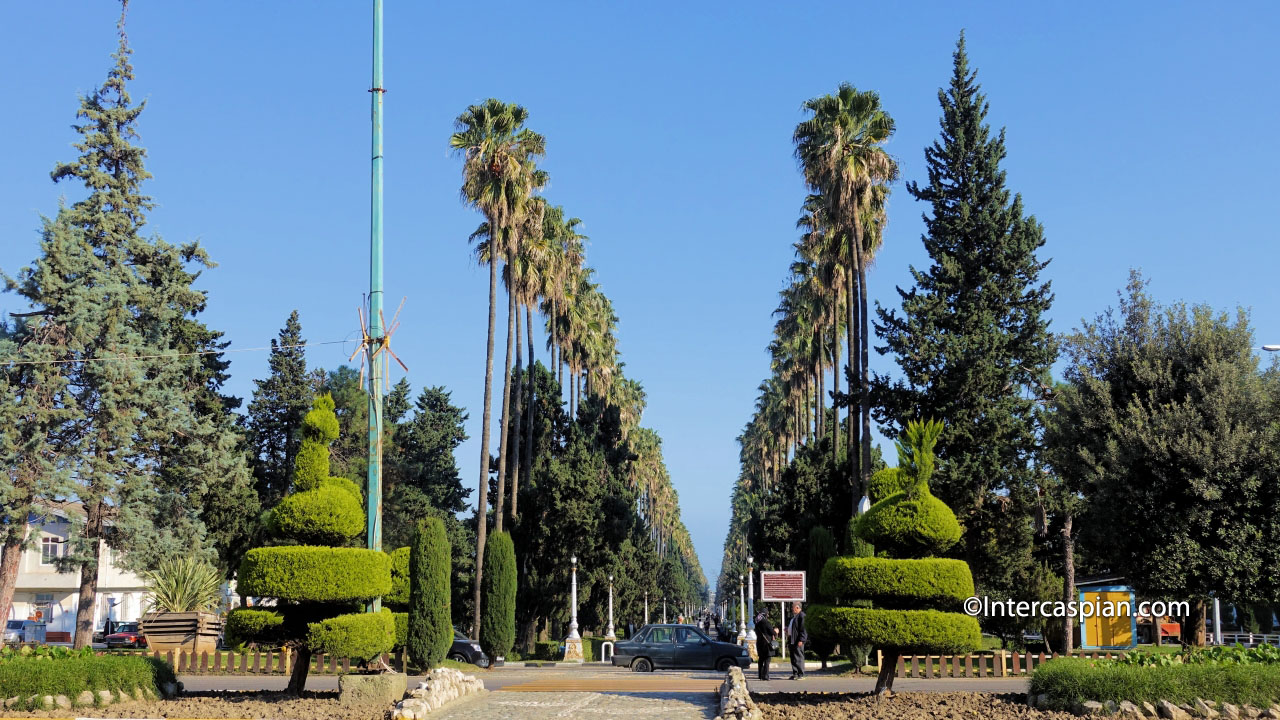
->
[[874, 33, 1055, 603], [244, 310, 312, 506]]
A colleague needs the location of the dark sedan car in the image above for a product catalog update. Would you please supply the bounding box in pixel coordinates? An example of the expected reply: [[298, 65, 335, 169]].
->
[[104, 622, 147, 649], [448, 630, 489, 668], [612, 624, 750, 672]]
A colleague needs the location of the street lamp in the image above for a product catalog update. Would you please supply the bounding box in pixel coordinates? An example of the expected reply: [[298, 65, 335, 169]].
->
[[737, 575, 746, 644], [568, 556, 580, 640], [663, 597, 667, 624], [606, 575, 616, 641], [746, 556, 756, 643], [644, 591, 649, 625], [1264, 345, 1280, 352]]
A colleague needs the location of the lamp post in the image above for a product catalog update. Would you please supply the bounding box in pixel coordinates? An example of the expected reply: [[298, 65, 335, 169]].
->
[[746, 556, 756, 643], [663, 597, 667, 624], [568, 556, 580, 640], [606, 575, 616, 641], [644, 591, 649, 625], [737, 575, 746, 644]]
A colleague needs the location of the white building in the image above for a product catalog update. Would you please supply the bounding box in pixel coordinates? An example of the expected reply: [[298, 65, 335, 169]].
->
[[4, 506, 148, 642]]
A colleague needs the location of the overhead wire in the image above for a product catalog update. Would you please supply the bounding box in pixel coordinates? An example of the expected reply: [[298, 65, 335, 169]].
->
[[0, 340, 350, 367]]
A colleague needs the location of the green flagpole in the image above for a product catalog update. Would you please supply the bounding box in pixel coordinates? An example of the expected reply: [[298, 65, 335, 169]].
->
[[366, 0, 385, 611]]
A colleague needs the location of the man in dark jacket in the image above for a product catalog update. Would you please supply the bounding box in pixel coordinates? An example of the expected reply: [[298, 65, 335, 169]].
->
[[787, 602, 807, 679], [753, 611, 775, 680]]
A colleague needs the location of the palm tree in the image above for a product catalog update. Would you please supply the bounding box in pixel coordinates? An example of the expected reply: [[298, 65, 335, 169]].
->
[[793, 84, 896, 508], [450, 98, 545, 639]]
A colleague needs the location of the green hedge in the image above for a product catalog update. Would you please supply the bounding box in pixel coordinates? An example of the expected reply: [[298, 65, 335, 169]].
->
[[392, 612, 408, 651], [0, 652, 176, 709], [869, 467, 911, 503], [807, 605, 980, 654], [270, 486, 363, 545], [854, 490, 962, 557], [1031, 658, 1280, 709], [323, 476, 363, 502], [583, 636, 614, 663], [534, 641, 562, 661], [307, 610, 396, 663], [386, 546, 410, 609], [238, 546, 392, 602], [224, 608, 284, 648], [480, 531, 516, 660], [409, 518, 452, 671], [819, 556, 973, 609]]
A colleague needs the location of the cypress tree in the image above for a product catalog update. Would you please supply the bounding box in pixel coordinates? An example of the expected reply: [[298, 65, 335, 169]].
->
[[244, 310, 312, 506], [480, 531, 516, 662], [874, 33, 1055, 604], [408, 517, 452, 670]]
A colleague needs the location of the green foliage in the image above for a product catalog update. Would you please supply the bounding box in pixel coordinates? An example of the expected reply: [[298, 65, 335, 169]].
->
[[269, 486, 363, 545], [1117, 643, 1280, 667], [582, 636, 611, 663], [819, 556, 973, 610], [392, 612, 408, 651], [843, 518, 875, 558], [1030, 657, 1280, 709], [868, 467, 909, 504], [807, 526, 836, 602], [224, 608, 284, 649], [855, 489, 962, 557], [323, 476, 363, 503], [306, 610, 395, 663], [291, 394, 340, 492], [0, 652, 176, 709], [245, 310, 313, 507], [237, 546, 391, 603], [386, 546, 410, 609], [142, 556, 223, 613], [480, 531, 516, 660], [533, 641, 562, 661], [409, 518, 452, 671], [807, 605, 980, 654]]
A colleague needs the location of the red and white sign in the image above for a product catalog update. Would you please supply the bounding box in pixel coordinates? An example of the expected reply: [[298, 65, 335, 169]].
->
[[760, 570, 806, 602]]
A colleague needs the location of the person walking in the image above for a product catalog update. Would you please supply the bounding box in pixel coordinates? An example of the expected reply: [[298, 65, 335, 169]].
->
[[787, 601, 807, 680], [754, 610, 775, 681]]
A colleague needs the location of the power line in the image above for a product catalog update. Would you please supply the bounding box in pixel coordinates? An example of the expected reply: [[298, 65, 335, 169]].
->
[[0, 340, 350, 367]]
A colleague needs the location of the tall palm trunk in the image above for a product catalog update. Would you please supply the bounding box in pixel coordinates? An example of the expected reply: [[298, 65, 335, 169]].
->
[[847, 269, 860, 510], [857, 259, 872, 506], [495, 287, 516, 534], [521, 306, 535, 508], [509, 298, 524, 530], [830, 296, 840, 473], [473, 252, 499, 639]]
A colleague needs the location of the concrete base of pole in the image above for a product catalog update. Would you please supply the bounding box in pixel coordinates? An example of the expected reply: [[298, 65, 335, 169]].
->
[[563, 637, 584, 663]]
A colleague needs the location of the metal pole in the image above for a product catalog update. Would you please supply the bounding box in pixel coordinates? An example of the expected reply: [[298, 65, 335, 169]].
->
[[747, 557, 756, 643], [737, 576, 746, 644], [366, 0, 386, 608], [1213, 598, 1223, 645], [568, 556, 580, 639], [606, 575, 616, 640], [644, 592, 649, 625]]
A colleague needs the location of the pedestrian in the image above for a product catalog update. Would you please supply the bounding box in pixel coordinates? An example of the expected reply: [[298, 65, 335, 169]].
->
[[754, 611, 775, 681], [787, 601, 807, 680], [676, 613, 684, 625]]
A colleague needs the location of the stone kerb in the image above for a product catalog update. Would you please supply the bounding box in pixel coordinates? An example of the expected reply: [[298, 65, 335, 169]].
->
[[3, 684, 163, 712], [715, 666, 762, 720], [390, 667, 486, 719], [1026, 693, 1280, 719]]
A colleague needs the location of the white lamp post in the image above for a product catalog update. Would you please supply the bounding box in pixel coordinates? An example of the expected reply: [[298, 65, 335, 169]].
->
[[737, 575, 746, 644], [568, 556, 580, 640], [662, 597, 667, 624], [746, 556, 756, 643], [858, 494, 872, 515], [1263, 345, 1280, 352], [606, 575, 616, 641], [644, 591, 649, 625]]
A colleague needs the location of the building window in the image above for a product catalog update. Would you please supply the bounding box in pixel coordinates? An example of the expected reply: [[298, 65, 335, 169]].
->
[[40, 537, 60, 566]]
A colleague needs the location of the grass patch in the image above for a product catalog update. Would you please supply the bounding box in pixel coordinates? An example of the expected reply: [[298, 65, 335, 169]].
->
[[440, 658, 484, 673], [1031, 657, 1280, 708], [0, 650, 175, 709]]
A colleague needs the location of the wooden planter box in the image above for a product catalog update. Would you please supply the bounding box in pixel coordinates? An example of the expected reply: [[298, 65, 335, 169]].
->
[[141, 611, 224, 655]]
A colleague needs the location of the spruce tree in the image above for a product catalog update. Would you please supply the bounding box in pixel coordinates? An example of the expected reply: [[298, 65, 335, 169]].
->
[[244, 310, 312, 506], [874, 34, 1055, 604]]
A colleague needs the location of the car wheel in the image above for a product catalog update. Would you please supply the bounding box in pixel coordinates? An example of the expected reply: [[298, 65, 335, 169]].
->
[[632, 657, 653, 673], [448, 653, 466, 664], [716, 657, 735, 672]]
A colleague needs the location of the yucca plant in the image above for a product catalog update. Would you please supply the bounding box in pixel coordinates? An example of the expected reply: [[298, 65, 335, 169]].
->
[[143, 556, 223, 613]]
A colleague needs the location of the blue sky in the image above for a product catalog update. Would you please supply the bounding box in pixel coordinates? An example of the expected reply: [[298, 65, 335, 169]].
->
[[3, 2, 1278, 598]]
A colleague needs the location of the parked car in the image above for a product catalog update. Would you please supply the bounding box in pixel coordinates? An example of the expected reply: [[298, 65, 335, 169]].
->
[[104, 622, 147, 649], [4, 620, 28, 644], [448, 631, 489, 668], [612, 624, 750, 672]]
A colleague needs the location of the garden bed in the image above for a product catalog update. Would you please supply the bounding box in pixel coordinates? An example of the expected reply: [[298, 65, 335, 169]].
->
[[0, 689, 391, 719], [0, 646, 175, 711], [1030, 656, 1280, 709], [755, 692, 1076, 720]]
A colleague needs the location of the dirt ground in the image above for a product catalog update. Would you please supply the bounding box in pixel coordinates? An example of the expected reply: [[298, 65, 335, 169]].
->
[[0, 690, 391, 719], [755, 692, 1078, 720]]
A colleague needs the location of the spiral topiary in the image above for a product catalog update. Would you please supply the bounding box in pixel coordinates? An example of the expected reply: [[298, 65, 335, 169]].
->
[[808, 419, 980, 695], [236, 394, 394, 695]]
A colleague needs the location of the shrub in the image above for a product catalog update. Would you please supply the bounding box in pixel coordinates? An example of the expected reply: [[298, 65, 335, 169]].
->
[[269, 486, 363, 545], [307, 609, 396, 663], [224, 608, 284, 648], [819, 557, 973, 609], [323, 476, 363, 502], [808, 605, 981, 654], [385, 546, 410, 609], [480, 531, 516, 661], [869, 467, 911, 503], [142, 556, 223, 612], [534, 641, 562, 661], [0, 652, 176, 709], [291, 394, 340, 491], [392, 612, 408, 651], [807, 526, 836, 602], [238, 546, 391, 602], [1030, 657, 1280, 708], [855, 489, 962, 557], [408, 518, 452, 671]]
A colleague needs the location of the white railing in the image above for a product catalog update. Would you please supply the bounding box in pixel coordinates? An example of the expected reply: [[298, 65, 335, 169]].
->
[[1218, 633, 1280, 647], [599, 641, 614, 662]]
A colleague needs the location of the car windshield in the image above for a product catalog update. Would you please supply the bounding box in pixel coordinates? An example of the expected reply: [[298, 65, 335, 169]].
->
[[114, 623, 139, 633], [5, 620, 22, 630]]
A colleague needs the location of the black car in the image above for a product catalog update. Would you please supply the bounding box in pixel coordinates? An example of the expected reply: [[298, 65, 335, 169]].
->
[[612, 624, 751, 672], [449, 630, 490, 668]]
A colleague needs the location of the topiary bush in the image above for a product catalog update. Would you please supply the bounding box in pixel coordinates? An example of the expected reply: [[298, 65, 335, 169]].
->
[[480, 531, 516, 662], [408, 518, 452, 671], [810, 419, 979, 695], [385, 546, 410, 609], [807, 526, 836, 603], [224, 608, 284, 648], [235, 394, 394, 694], [869, 467, 911, 503], [392, 612, 408, 651]]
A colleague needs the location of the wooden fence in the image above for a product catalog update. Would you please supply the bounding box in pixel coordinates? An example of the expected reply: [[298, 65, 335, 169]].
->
[[891, 650, 1121, 678], [101, 649, 405, 675]]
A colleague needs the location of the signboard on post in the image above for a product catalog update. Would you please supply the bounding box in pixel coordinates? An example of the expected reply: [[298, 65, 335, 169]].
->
[[760, 571, 806, 602]]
